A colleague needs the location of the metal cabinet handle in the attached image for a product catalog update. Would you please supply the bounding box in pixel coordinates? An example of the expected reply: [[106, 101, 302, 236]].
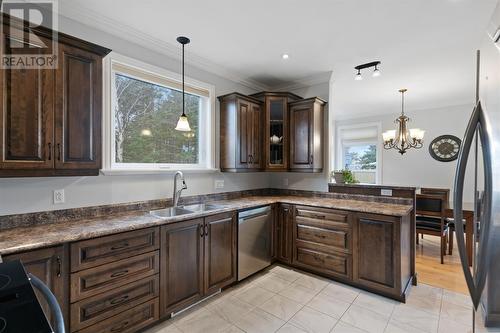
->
[[110, 243, 129, 251], [200, 225, 204, 238], [204, 225, 209, 236], [57, 143, 61, 161], [310, 154, 313, 165], [48, 143, 52, 161], [56, 256, 61, 277], [453, 100, 493, 309], [110, 270, 129, 278]]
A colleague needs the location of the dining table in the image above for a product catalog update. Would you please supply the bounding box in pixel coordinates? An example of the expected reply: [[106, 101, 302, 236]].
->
[[444, 201, 475, 266]]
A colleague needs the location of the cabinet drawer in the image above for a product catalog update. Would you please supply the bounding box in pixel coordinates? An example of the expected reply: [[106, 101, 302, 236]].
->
[[296, 206, 349, 224], [296, 224, 349, 250], [71, 251, 159, 302], [71, 227, 160, 272], [70, 275, 159, 331], [295, 248, 351, 280], [77, 298, 159, 333]]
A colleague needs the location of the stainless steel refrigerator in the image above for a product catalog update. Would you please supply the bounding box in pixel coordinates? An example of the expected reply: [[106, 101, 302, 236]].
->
[[453, 2, 500, 328]]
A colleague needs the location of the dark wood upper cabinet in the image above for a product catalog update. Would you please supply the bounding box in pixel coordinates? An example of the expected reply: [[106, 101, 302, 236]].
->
[[289, 97, 326, 172], [4, 245, 69, 331], [219, 93, 263, 172], [219, 92, 325, 173], [55, 43, 103, 170], [250, 92, 302, 171], [0, 28, 55, 170], [0, 14, 110, 177]]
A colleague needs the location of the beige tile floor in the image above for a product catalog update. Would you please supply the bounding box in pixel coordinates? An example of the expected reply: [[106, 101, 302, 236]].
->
[[144, 264, 500, 333]]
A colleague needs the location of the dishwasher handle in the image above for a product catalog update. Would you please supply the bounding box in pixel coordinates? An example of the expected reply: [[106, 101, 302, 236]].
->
[[238, 206, 271, 220]]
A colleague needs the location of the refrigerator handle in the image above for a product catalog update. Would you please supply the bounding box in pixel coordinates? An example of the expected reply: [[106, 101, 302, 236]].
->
[[453, 101, 493, 309]]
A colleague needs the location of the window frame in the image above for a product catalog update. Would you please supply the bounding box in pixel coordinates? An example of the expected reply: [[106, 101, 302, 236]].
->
[[336, 122, 382, 184], [102, 53, 216, 174]]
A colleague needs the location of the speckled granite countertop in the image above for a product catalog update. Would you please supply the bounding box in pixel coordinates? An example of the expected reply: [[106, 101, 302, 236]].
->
[[0, 196, 412, 256]]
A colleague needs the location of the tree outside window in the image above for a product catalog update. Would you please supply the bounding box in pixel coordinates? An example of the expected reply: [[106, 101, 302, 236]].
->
[[114, 74, 200, 164]]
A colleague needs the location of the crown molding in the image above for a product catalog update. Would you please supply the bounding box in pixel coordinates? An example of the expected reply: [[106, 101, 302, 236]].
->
[[58, 3, 271, 91], [272, 71, 333, 91]]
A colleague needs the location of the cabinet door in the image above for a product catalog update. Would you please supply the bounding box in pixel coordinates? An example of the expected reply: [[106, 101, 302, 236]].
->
[[160, 219, 204, 316], [289, 104, 312, 170], [236, 99, 250, 169], [265, 97, 288, 170], [249, 102, 262, 169], [4, 246, 68, 330], [204, 212, 237, 295], [55, 43, 102, 170], [0, 32, 54, 170], [277, 204, 293, 263], [353, 213, 400, 295]]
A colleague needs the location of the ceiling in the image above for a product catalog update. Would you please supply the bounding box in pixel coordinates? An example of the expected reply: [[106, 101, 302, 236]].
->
[[60, 0, 498, 118]]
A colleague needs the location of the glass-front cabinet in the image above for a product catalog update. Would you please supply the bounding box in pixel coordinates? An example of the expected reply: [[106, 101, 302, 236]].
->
[[250, 92, 302, 171]]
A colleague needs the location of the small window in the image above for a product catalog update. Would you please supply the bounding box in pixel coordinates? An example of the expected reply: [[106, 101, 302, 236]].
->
[[336, 123, 382, 184], [105, 54, 215, 171], [342, 143, 377, 184]]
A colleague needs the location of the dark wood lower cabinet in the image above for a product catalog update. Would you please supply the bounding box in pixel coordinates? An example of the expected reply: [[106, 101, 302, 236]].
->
[[160, 218, 205, 316], [77, 299, 159, 333], [70, 275, 159, 331], [288, 205, 412, 301], [160, 213, 237, 316], [2, 205, 413, 333], [353, 212, 411, 298], [204, 212, 237, 295], [277, 204, 293, 263], [4, 245, 69, 331]]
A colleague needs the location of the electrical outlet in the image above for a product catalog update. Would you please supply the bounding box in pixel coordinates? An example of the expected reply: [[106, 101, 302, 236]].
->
[[283, 178, 289, 186], [214, 179, 224, 189], [381, 189, 393, 196], [53, 189, 65, 204]]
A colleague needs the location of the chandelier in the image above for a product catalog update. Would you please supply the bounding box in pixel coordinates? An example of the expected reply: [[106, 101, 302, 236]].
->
[[382, 89, 425, 155]]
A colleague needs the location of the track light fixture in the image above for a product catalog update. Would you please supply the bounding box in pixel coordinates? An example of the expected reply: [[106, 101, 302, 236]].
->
[[354, 61, 381, 81]]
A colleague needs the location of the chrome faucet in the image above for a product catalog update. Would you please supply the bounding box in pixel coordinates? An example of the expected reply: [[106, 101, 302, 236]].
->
[[172, 171, 187, 207]]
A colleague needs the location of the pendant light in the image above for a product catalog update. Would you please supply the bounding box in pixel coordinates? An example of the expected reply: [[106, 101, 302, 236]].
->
[[175, 36, 191, 132], [382, 89, 425, 154]]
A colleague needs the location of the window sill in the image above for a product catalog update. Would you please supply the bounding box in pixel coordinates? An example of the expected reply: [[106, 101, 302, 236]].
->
[[100, 168, 220, 176]]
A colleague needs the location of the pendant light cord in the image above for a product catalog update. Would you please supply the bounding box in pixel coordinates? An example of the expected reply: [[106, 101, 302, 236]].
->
[[182, 42, 185, 117], [401, 90, 405, 116]]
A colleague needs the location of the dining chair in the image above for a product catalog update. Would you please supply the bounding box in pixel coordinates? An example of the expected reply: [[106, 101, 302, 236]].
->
[[421, 188, 450, 202], [420, 188, 458, 254], [416, 194, 449, 264]]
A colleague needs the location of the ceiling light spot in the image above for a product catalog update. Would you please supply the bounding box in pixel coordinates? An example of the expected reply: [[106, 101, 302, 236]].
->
[[282, 53, 289, 60]]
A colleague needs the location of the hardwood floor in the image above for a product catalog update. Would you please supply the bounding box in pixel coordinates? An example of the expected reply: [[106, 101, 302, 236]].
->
[[416, 233, 468, 294]]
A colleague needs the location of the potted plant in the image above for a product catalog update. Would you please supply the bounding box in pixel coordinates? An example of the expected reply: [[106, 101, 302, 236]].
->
[[331, 169, 358, 184]]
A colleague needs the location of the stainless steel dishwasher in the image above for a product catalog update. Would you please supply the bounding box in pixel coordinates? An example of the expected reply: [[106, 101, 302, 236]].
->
[[238, 206, 272, 281]]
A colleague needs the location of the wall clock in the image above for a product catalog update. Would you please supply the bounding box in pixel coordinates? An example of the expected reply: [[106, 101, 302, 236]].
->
[[429, 135, 461, 162]]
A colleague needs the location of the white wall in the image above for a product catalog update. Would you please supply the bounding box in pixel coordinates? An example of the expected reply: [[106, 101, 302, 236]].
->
[[336, 104, 479, 203], [0, 16, 269, 216]]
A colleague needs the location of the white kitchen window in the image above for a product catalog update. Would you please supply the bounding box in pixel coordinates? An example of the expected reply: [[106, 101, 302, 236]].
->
[[336, 123, 382, 184], [103, 54, 216, 173]]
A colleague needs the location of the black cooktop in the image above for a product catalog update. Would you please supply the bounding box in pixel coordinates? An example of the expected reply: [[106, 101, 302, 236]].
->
[[0, 260, 53, 333]]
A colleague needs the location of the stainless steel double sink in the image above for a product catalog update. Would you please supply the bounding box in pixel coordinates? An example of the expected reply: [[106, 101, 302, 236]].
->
[[150, 203, 223, 218]]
